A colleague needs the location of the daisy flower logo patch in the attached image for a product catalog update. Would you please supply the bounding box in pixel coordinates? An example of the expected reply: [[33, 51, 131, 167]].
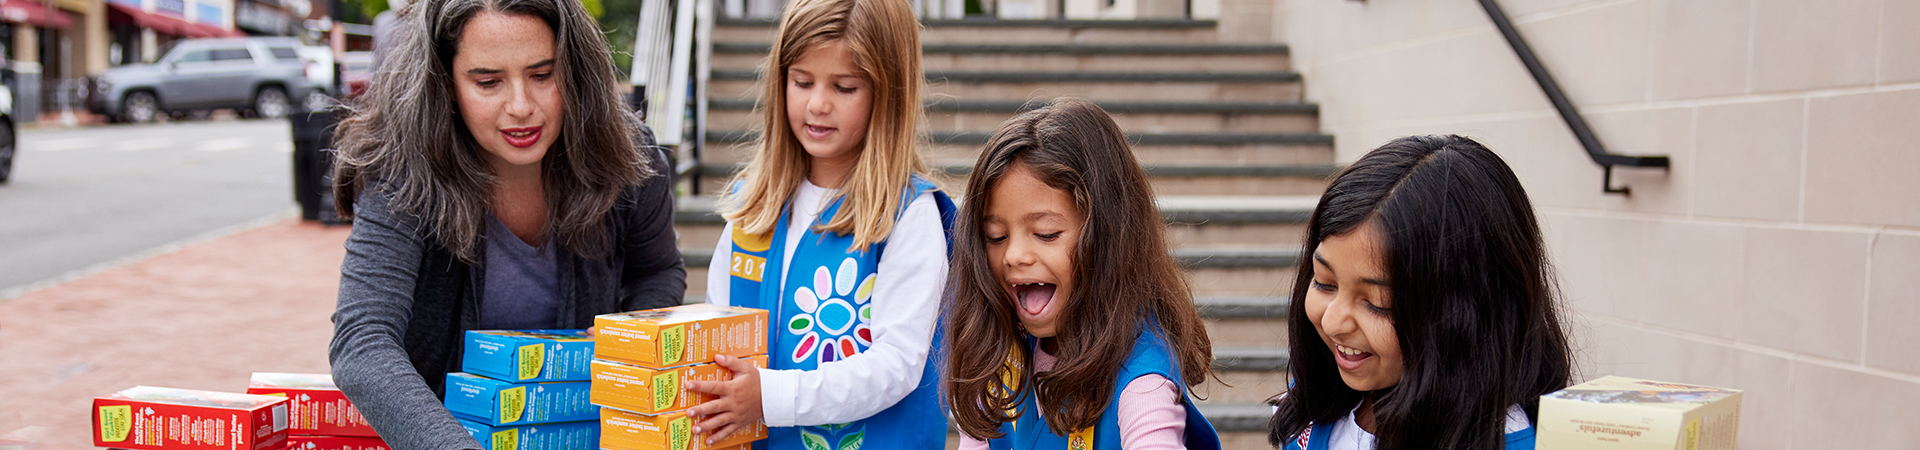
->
[[787, 257, 876, 364]]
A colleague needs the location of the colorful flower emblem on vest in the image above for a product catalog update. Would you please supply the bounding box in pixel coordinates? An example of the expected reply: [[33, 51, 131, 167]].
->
[[786, 257, 876, 364]]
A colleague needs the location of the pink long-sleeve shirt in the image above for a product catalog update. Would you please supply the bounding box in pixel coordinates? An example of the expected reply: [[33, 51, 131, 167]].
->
[[957, 345, 1189, 449]]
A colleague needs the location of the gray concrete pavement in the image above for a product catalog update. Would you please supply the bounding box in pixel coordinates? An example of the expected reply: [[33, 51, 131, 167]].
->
[[0, 119, 302, 296]]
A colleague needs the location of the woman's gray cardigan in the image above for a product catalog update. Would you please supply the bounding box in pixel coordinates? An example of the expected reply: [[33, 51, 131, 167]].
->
[[328, 151, 686, 450]]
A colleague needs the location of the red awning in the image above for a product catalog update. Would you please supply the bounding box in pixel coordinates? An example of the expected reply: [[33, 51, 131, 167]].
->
[[106, 3, 242, 38], [0, 0, 74, 29]]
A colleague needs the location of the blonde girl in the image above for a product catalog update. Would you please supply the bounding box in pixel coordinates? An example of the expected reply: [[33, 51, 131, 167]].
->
[[682, 0, 954, 448]]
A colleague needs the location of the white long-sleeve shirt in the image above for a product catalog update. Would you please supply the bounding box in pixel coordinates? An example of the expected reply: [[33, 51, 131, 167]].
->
[[706, 180, 947, 427]]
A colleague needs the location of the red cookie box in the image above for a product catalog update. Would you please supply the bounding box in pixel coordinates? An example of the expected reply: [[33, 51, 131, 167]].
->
[[247, 373, 377, 437], [283, 435, 391, 450], [93, 386, 291, 450]]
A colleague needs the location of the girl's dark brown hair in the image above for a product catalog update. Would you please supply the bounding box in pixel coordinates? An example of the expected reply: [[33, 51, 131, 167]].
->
[[943, 98, 1214, 439], [331, 0, 653, 263]]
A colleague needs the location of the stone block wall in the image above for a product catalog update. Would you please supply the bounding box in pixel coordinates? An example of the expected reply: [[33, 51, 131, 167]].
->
[[1269, 0, 1920, 446]]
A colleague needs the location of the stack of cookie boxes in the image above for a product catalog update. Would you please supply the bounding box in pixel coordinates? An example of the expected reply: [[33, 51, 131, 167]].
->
[[247, 373, 389, 450], [444, 329, 602, 450], [591, 304, 771, 450]]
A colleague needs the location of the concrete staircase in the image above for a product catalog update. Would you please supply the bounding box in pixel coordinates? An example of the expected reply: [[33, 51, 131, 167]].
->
[[676, 17, 1330, 449]]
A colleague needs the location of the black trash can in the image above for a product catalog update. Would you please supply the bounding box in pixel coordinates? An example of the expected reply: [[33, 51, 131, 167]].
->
[[290, 107, 339, 222]]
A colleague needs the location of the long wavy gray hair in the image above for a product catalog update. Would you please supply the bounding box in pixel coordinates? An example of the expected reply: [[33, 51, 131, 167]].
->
[[332, 0, 655, 263]]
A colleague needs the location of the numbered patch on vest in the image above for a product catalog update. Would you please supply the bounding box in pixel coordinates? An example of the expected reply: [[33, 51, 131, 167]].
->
[[729, 227, 773, 282]]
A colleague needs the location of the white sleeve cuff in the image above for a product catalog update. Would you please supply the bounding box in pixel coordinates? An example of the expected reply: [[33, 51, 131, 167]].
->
[[758, 367, 801, 427]]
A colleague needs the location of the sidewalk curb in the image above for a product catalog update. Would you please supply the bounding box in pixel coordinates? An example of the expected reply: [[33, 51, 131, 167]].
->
[[0, 209, 301, 304]]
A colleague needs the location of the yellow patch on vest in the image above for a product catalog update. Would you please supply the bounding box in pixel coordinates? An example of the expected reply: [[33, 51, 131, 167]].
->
[[732, 227, 773, 252], [1067, 427, 1094, 450]]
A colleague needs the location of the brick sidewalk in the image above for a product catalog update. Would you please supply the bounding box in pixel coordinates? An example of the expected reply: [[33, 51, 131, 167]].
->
[[0, 218, 350, 449]]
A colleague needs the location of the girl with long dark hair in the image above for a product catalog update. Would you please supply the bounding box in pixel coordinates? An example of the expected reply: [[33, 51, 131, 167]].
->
[[1270, 135, 1574, 450], [944, 98, 1221, 449], [327, 0, 685, 447]]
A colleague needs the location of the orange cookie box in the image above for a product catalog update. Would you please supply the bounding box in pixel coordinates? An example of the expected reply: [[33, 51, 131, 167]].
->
[[599, 407, 765, 450], [593, 304, 768, 369], [589, 355, 769, 415]]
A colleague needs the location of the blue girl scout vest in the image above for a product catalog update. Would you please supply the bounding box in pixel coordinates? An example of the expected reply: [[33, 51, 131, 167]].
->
[[726, 175, 956, 450], [1283, 416, 1537, 449], [987, 325, 1222, 450]]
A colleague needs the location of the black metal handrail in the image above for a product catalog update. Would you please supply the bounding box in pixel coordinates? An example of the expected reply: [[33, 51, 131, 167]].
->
[[1477, 0, 1668, 196]]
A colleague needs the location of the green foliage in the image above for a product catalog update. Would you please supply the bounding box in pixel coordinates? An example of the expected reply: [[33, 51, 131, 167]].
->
[[337, 0, 377, 24], [357, 0, 390, 23], [598, 0, 641, 80], [344, 0, 634, 81]]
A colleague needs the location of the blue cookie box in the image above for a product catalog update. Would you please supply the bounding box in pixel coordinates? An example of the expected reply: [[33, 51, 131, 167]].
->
[[444, 372, 598, 426], [454, 417, 599, 450], [461, 329, 596, 382]]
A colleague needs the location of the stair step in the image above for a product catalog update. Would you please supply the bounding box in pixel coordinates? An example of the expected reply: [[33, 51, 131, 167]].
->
[[676, 195, 1314, 251], [1197, 402, 1278, 433], [1174, 248, 1300, 269], [712, 43, 1291, 73], [676, 195, 1317, 225], [678, 247, 1296, 270], [705, 129, 1332, 147], [692, 162, 1337, 178], [691, 162, 1334, 197], [710, 72, 1302, 103], [708, 99, 1319, 135], [1212, 347, 1290, 372], [680, 255, 1293, 296], [713, 69, 1300, 84], [701, 140, 1333, 167], [714, 42, 1289, 56], [715, 17, 1225, 45], [1196, 296, 1289, 320], [710, 98, 1317, 115]]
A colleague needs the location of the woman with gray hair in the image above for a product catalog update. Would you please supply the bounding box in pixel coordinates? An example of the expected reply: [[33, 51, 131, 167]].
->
[[326, 0, 686, 447]]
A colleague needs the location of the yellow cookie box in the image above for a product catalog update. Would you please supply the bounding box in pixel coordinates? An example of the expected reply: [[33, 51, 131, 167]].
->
[[594, 304, 768, 369], [599, 407, 765, 450], [589, 355, 768, 415], [1538, 375, 1743, 450]]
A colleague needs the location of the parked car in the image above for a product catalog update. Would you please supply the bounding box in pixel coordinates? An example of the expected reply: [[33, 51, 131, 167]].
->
[[88, 37, 318, 123]]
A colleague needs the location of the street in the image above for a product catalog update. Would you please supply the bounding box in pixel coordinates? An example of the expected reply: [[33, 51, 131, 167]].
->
[[0, 119, 301, 296]]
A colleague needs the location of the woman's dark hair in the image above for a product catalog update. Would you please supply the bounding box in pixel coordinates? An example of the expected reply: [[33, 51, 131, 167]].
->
[[1268, 135, 1573, 449], [331, 0, 653, 262], [944, 98, 1214, 439]]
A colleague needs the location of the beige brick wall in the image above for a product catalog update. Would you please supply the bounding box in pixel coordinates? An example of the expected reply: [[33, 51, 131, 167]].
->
[[1271, 0, 1920, 446]]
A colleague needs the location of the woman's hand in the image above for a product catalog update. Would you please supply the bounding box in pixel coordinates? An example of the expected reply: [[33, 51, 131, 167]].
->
[[683, 354, 764, 444]]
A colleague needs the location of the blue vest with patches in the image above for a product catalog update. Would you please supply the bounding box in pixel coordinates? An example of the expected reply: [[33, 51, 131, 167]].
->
[[726, 175, 955, 450], [986, 325, 1222, 450]]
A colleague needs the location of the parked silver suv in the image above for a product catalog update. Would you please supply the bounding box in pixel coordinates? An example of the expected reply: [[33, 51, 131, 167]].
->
[[88, 37, 317, 123]]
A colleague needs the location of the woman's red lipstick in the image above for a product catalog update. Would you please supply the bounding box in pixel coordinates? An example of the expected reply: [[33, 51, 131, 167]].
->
[[502, 126, 541, 148]]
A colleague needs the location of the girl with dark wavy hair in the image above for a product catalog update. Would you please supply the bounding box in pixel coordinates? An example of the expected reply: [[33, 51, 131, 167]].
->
[[1269, 135, 1573, 450], [944, 98, 1221, 450], [326, 0, 685, 447]]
